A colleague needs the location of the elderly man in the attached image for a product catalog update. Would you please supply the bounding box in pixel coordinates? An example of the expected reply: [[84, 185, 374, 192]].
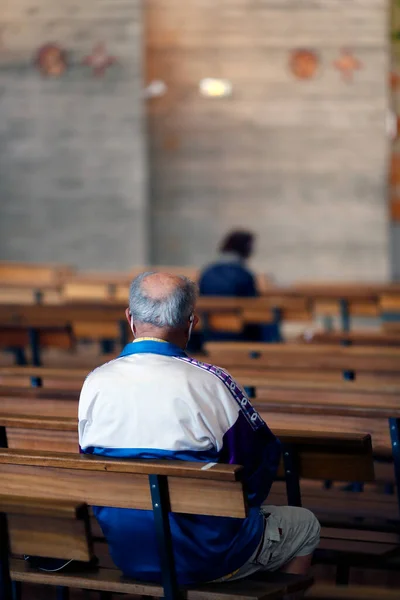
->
[[79, 272, 319, 586]]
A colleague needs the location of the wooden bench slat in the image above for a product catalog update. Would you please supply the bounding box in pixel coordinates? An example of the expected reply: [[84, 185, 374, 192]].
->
[[9, 559, 292, 600], [0, 462, 246, 517], [0, 420, 375, 482], [0, 415, 372, 452], [3, 497, 93, 562], [0, 448, 242, 480], [0, 495, 86, 518]]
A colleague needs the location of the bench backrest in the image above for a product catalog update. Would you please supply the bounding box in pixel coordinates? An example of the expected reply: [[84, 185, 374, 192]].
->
[[0, 496, 93, 561], [0, 449, 245, 517], [0, 262, 74, 286], [204, 342, 400, 374], [0, 450, 245, 600], [299, 331, 400, 347], [0, 417, 374, 484]]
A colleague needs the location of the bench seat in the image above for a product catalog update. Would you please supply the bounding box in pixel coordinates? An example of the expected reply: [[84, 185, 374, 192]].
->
[[10, 559, 312, 600]]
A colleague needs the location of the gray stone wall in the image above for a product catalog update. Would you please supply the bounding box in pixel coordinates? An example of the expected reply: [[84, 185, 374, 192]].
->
[[0, 0, 147, 270], [148, 0, 390, 283]]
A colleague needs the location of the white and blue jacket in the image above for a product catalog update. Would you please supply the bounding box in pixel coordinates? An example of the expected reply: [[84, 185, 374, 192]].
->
[[78, 340, 281, 585]]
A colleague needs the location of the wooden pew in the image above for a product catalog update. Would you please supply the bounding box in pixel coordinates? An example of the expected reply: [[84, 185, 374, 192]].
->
[[0, 449, 312, 600], [0, 304, 130, 363], [0, 262, 74, 306], [1, 364, 399, 510], [299, 330, 400, 347], [203, 342, 400, 377], [3, 413, 399, 576], [0, 262, 73, 286], [195, 296, 312, 340]]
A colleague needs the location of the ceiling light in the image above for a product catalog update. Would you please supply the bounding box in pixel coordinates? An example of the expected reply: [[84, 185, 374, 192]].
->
[[199, 78, 232, 98]]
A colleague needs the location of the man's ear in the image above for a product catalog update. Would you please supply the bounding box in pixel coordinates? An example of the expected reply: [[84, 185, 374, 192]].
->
[[193, 314, 200, 328], [125, 307, 131, 324]]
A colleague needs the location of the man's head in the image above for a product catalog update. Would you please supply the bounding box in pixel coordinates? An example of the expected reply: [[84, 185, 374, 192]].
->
[[125, 272, 198, 348], [220, 230, 254, 260]]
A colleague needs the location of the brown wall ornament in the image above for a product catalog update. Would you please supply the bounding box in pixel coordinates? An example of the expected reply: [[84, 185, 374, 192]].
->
[[35, 43, 68, 77], [289, 49, 319, 80]]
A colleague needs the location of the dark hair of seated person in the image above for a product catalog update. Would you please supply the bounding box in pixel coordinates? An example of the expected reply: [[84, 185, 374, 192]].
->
[[220, 230, 254, 260]]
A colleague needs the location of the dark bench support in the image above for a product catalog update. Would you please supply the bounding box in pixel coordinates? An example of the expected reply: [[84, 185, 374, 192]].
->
[[56, 586, 69, 600], [281, 444, 301, 508], [339, 298, 351, 334], [389, 417, 400, 515], [0, 513, 13, 600], [28, 328, 42, 387], [149, 474, 181, 600]]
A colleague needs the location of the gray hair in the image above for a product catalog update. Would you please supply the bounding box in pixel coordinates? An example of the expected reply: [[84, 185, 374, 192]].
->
[[129, 272, 197, 328]]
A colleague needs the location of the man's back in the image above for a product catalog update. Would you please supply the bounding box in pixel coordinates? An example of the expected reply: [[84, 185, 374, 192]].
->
[[199, 260, 257, 297], [79, 339, 280, 585]]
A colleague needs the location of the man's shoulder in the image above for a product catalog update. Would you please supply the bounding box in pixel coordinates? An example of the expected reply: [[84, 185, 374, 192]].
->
[[175, 355, 237, 390], [83, 355, 126, 384]]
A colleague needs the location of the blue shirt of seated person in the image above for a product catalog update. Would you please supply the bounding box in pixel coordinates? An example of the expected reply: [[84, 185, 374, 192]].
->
[[199, 231, 257, 298]]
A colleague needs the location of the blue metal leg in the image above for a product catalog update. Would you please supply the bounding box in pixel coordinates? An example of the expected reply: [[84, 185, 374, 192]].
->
[[100, 340, 114, 354], [34, 290, 43, 304], [339, 298, 350, 333], [28, 328, 42, 387], [148, 475, 180, 600], [244, 386, 256, 399], [56, 586, 69, 600], [282, 444, 302, 507], [340, 327, 355, 381], [13, 348, 27, 366], [12, 581, 21, 600], [389, 418, 400, 516], [323, 315, 334, 332], [271, 307, 283, 343]]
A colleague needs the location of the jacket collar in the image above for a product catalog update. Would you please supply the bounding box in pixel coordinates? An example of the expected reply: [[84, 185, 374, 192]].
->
[[119, 339, 187, 358]]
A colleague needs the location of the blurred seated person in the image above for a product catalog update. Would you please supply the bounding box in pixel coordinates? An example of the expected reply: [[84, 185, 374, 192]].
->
[[195, 231, 279, 346], [199, 230, 257, 297]]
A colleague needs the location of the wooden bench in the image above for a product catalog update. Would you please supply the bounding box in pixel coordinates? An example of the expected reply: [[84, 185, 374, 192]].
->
[[194, 296, 312, 341], [299, 330, 400, 347], [0, 304, 130, 363], [1, 364, 399, 512], [1, 417, 398, 581], [203, 342, 400, 376], [281, 283, 398, 333], [0, 450, 312, 600], [0, 369, 398, 485], [0, 262, 74, 306]]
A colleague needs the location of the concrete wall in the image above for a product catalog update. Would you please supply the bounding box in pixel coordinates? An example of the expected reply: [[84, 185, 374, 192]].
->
[[0, 0, 147, 270], [147, 0, 390, 283]]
